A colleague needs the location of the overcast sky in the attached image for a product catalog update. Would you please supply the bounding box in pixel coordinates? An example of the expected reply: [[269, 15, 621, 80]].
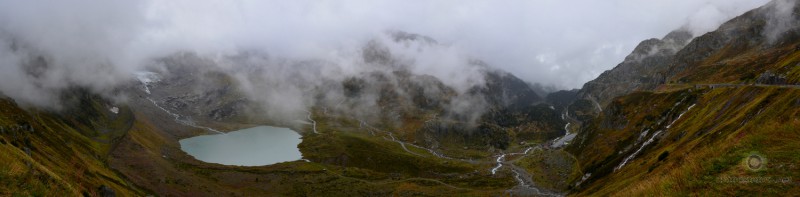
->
[[0, 0, 772, 92]]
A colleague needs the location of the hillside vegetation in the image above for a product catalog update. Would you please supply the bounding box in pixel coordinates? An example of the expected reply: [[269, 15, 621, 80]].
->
[[0, 92, 143, 196], [569, 86, 800, 196]]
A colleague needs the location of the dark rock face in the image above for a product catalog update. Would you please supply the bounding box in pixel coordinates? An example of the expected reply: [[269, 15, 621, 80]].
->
[[668, 0, 800, 81], [389, 31, 439, 44], [568, 99, 598, 122], [422, 109, 565, 149], [756, 71, 789, 84], [470, 70, 543, 110], [362, 40, 395, 66], [576, 30, 693, 112], [342, 77, 367, 98], [419, 120, 510, 150], [417, 102, 566, 150], [546, 89, 578, 111], [349, 32, 568, 149], [573, 0, 800, 118], [404, 75, 454, 110]]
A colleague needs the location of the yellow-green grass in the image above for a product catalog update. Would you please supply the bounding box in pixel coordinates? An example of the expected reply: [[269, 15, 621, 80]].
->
[[103, 101, 518, 196], [571, 86, 800, 196], [300, 114, 517, 190], [0, 97, 143, 196], [515, 149, 582, 191]]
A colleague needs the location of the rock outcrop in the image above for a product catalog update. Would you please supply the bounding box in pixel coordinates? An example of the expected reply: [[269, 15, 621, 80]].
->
[[576, 30, 693, 111]]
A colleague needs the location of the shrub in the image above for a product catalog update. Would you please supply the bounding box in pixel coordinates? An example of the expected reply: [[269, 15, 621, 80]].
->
[[658, 151, 669, 162]]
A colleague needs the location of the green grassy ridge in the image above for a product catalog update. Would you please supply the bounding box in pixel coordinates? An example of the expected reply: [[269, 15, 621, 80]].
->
[[569, 86, 800, 196], [514, 149, 582, 191], [176, 157, 507, 196], [299, 113, 518, 190], [0, 88, 566, 196], [104, 105, 518, 196], [296, 108, 576, 194], [0, 97, 143, 196]]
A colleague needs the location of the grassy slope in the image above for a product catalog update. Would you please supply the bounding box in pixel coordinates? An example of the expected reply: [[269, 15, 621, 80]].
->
[[571, 14, 800, 194], [284, 109, 518, 195], [107, 103, 518, 196], [0, 97, 142, 196], [0, 87, 527, 196], [514, 149, 582, 191], [570, 86, 800, 196]]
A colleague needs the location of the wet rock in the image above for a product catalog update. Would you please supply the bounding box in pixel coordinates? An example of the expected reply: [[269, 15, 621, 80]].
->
[[98, 185, 116, 197], [756, 71, 788, 85]]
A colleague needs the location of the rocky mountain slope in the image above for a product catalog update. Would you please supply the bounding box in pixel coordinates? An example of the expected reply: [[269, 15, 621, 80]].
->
[[565, 0, 800, 195], [139, 31, 565, 151], [577, 30, 693, 109], [576, 0, 800, 113], [1, 0, 797, 196], [1, 28, 574, 195]]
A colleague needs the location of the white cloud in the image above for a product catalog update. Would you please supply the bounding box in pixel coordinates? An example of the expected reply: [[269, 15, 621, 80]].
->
[[0, 0, 773, 108]]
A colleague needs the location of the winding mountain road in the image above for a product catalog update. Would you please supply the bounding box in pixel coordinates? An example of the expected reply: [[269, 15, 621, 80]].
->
[[691, 83, 800, 89]]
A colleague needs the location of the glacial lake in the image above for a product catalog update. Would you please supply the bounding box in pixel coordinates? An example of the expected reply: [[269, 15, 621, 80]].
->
[[179, 126, 303, 166]]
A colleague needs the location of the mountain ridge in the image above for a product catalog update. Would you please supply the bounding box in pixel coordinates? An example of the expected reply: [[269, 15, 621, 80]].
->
[[564, 0, 800, 195]]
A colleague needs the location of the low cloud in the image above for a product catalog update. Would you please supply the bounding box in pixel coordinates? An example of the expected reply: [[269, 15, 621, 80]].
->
[[0, 0, 775, 110], [763, 0, 799, 43]]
